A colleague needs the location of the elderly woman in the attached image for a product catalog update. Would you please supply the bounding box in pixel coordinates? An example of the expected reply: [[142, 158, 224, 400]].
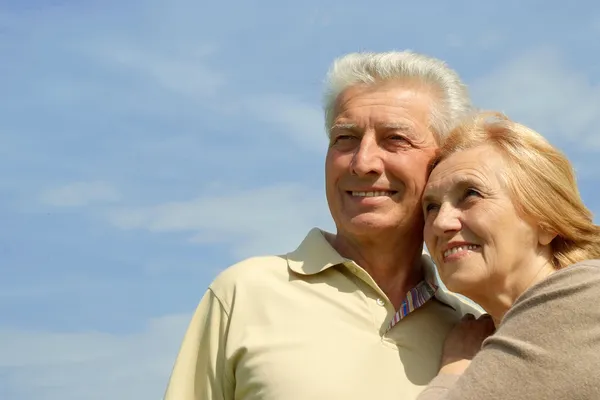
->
[[417, 113, 600, 400]]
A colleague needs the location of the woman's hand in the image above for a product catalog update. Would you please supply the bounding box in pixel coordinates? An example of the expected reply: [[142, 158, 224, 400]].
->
[[439, 314, 496, 375]]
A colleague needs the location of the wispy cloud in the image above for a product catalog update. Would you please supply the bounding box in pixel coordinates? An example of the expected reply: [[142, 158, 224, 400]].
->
[[471, 47, 600, 149], [108, 183, 334, 258], [3, 1, 600, 399], [82, 41, 225, 99], [0, 313, 189, 400], [245, 94, 327, 153], [1, 3, 225, 122], [444, 31, 504, 50], [39, 182, 120, 207]]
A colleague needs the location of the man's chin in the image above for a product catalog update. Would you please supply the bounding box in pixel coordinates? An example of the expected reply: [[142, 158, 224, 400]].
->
[[341, 215, 398, 234], [336, 212, 423, 237]]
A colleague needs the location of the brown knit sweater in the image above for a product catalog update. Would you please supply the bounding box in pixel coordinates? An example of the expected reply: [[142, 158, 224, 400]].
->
[[417, 260, 600, 400]]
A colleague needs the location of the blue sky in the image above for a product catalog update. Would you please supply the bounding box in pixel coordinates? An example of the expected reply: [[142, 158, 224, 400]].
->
[[1, 1, 599, 398]]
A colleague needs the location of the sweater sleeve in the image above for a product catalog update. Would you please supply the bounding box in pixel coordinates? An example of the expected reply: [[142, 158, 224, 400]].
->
[[416, 262, 600, 400]]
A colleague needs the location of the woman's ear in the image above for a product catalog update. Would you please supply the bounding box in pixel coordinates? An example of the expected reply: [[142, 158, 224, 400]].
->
[[538, 227, 557, 246]]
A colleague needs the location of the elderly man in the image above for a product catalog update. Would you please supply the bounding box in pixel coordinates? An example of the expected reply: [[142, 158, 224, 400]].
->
[[164, 51, 482, 400]]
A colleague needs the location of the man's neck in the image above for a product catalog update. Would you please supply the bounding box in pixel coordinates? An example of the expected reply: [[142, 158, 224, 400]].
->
[[326, 230, 425, 310]]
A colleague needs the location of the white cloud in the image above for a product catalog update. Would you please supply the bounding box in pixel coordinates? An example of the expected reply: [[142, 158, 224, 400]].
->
[[83, 41, 225, 98], [470, 47, 600, 149], [0, 313, 190, 400], [444, 31, 503, 50], [107, 183, 335, 258], [40, 182, 120, 207], [1, 4, 225, 118], [245, 95, 328, 153]]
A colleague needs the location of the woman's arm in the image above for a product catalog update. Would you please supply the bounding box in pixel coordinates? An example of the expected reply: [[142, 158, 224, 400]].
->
[[417, 263, 600, 400], [416, 314, 494, 400]]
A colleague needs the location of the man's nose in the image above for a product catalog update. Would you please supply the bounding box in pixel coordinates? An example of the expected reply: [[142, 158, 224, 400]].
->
[[349, 134, 383, 177]]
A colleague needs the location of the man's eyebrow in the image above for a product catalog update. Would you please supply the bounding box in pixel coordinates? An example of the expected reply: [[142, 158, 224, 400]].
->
[[330, 123, 358, 131], [378, 122, 414, 132], [330, 122, 413, 132]]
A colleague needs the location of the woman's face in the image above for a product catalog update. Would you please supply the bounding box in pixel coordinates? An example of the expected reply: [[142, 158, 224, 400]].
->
[[422, 145, 547, 297]]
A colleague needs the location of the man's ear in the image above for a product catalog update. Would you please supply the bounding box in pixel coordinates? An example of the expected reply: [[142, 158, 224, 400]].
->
[[538, 226, 557, 246]]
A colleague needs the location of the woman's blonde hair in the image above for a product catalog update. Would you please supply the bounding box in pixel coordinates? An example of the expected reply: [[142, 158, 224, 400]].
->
[[430, 112, 600, 269]]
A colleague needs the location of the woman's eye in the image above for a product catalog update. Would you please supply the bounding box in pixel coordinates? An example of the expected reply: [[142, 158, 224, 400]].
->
[[464, 188, 481, 198], [424, 203, 439, 213]]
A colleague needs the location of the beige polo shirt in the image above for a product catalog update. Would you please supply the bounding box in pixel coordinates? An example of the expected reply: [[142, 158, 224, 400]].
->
[[164, 228, 482, 400]]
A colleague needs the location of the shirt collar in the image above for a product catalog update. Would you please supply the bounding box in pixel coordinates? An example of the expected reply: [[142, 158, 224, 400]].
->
[[286, 228, 481, 313], [286, 228, 346, 275], [423, 253, 483, 313], [287, 228, 438, 282], [420, 252, 440, 289]]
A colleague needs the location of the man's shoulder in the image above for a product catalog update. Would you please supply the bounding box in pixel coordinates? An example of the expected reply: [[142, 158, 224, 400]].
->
[[208, 227, 340, 298], [209, 254, 290, 297]]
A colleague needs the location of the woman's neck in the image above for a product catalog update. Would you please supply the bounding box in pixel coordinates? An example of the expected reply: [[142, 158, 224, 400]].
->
[[467, 258, 556, 324]]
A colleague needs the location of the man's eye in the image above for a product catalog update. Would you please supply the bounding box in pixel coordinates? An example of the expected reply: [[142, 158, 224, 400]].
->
[[330, 134, 358, 148], [336, 135, 353, 141], [331, 134, 357, 144], [389, 135, 409, 142], [388, 135, 413, 148]]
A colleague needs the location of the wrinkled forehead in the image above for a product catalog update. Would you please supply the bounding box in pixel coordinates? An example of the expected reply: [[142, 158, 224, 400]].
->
[[424, 172, 483, 198], [332, 82, 439, 142], [334, 81, 436, 116], [424, 146, 507, 198]]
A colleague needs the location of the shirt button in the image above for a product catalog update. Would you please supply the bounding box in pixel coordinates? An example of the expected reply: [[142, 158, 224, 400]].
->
[[376, 298, 386, 306]]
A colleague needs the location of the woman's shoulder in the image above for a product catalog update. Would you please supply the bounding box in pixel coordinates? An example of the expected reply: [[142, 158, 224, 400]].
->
[[505, 259, 600, 324], [569, 258, 600, 271], [530, 259, 600, 295], [478, 260, 600, 399]]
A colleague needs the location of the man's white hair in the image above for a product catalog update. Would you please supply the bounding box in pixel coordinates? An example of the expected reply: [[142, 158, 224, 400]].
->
[[323, 51, 474, 141]]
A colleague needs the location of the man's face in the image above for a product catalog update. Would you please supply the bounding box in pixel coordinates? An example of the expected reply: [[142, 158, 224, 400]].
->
[[325, 82, 438, 241]]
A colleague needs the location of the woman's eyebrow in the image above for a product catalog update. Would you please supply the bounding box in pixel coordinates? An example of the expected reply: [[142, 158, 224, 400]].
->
[[422, 189, 438, 205], [422, 176, 482, 204]]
